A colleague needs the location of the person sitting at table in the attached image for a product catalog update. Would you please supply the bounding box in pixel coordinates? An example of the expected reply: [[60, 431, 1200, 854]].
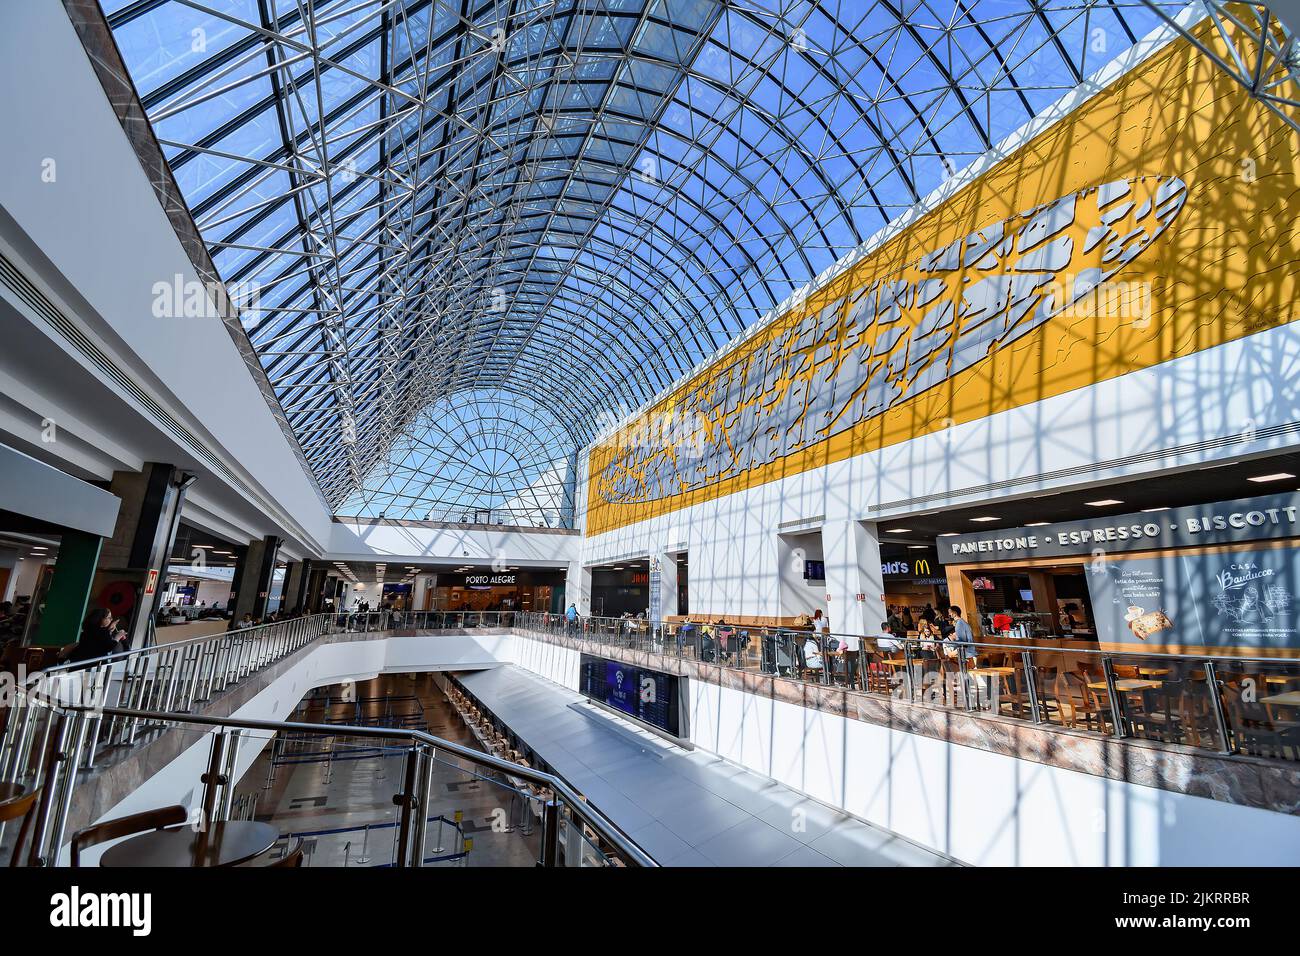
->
[[61, 608, 127, 665], [801, 635, 824, 674], [877, 620, 902, 653]]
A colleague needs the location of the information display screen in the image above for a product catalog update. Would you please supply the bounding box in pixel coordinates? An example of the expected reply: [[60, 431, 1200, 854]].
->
[[578, 654, 685, 736]]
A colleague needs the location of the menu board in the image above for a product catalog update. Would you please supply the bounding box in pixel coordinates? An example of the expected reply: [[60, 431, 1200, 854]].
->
[[578, 654, 686, 736], [1086, 545, 1300, 652]]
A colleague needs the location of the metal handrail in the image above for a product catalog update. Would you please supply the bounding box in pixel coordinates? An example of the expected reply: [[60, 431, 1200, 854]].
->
[[51, 703, 656, 868], [36, 612, 334, 678], [508, 610, 1300, 760], [519, 610, 1300, 667]]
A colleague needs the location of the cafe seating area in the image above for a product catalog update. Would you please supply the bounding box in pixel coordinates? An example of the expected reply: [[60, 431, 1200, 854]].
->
[[515, 611, 1300, 764]]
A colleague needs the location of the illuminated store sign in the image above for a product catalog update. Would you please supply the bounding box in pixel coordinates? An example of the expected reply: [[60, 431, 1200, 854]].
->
[[940, 494, 1300, 563]]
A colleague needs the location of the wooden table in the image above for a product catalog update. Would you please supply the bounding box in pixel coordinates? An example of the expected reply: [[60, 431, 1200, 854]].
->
[[1264, 675, 1300, 686], [100, 821, 279, 868], [970, 667, 1015, 677], [1089, 679, 1162, 692], [1136, 667, 1171, 677], [1260, 691, 1300, 707]]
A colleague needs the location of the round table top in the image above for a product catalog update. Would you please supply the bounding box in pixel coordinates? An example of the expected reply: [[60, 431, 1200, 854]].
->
[[100, 821, 280, 868], [0, 782, 28, 801]]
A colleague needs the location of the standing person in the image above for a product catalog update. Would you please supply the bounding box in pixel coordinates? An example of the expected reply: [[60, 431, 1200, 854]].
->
[[901, 607, 915, 632], [947, 605, 976, 661], [887, 604, 905, 636], [921, 603, 936, 624], [565, 602, 578, 636]]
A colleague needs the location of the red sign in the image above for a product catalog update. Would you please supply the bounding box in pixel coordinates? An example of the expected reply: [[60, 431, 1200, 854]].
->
[[144, 569, 159, 595]]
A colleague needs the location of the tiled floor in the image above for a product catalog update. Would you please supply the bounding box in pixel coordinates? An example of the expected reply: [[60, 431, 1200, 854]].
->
[[235, 674, 539, 867], [457, 666, 956, 867]]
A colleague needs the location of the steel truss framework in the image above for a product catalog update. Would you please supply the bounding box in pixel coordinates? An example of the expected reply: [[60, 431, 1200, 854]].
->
[[100, 0, 1299, 525]]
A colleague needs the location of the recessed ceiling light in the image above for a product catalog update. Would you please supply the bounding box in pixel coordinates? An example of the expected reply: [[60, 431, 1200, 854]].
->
[[1025, 522, 1050, 527], [884, 527, 912, 533], [1085, 499, 1124, 507], [970, 516, 999, 523], [1248, 472, 1296, 483], [907, 545, 928, 550], [939, 532, 960, 537], [1140, 507, 1170, 513]]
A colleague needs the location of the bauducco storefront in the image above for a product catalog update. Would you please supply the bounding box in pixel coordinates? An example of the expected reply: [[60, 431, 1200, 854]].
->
[[938, 493, 1300, 658]]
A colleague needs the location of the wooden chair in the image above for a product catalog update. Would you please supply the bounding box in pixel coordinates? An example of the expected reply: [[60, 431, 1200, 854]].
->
[[1057, 672, 1110, 732], [0, 784, 41, 867], [70, 805, 188, 867], [271, 845, 304, 867]]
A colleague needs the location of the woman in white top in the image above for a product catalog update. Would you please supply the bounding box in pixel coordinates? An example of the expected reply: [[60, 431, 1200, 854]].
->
[[811, 609, 828, 634], [802, 637, 823, 671]]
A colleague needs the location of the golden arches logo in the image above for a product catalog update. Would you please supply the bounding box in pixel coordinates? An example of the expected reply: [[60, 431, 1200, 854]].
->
[[915, 558, 932, 577]]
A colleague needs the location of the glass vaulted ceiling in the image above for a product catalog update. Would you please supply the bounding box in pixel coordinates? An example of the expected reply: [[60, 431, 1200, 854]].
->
[[104, 0, 1179, 526]]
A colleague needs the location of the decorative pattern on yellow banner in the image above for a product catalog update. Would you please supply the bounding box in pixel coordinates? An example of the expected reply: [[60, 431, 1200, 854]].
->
[[586, 21, 1300, 535]]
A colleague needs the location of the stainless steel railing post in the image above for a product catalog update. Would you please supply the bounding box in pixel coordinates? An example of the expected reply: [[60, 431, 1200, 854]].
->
[[1022, 650, 1043, 723], [26, 711, 71, 866], [392, 746, 421, 867], [412, 745, 434, 867], [218, 728, 241, 822], [42, 710, 90, 866], [1101, 656, 1127, 738], [903, 641, 916, 701], [1202, 661, 1234, 754], [540, 798, 560, 867]]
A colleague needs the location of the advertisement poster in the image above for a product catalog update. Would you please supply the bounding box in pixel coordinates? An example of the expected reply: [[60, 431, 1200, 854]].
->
[[1086, 546, 1300, 653]]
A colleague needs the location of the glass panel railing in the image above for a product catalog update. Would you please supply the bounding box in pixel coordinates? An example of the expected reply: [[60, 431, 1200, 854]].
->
[[507, 612, 1300, 763]]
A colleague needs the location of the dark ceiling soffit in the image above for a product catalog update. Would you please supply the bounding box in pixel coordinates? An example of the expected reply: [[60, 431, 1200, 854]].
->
[[332, 516, 581, 536], [59, 0, 330, 514]]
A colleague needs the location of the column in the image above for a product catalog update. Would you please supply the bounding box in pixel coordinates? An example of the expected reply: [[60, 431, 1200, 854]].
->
[[945, 566, 982, 637], [96, 463, 195, 648], [564, 561, 591, 615], [304, 566, 329, 612], [283, 560, 308, 613], [652, 552, 679, 622], [33, 530, 102, 647], [232, 535, 282, 620], [820, 519, 885, 637], [1027, 570, 1059, 633]]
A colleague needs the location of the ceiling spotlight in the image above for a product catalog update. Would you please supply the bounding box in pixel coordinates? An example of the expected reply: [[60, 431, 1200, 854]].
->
[[1025, 522, 1050, 527], [1085, 499, 1124, 507], [970, 516, 999, 523], [883, 528, 912, 533], [1247, 472, 1296, 483], [1140, 507, 1170, 513]]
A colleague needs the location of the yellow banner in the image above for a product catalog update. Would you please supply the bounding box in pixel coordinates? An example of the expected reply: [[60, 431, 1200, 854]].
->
[[586, 21, 1300, 535]]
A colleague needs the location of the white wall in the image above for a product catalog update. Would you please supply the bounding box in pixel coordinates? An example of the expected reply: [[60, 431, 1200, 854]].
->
[[580, 320, 1300, 622], [328, 520, 579, 567]]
